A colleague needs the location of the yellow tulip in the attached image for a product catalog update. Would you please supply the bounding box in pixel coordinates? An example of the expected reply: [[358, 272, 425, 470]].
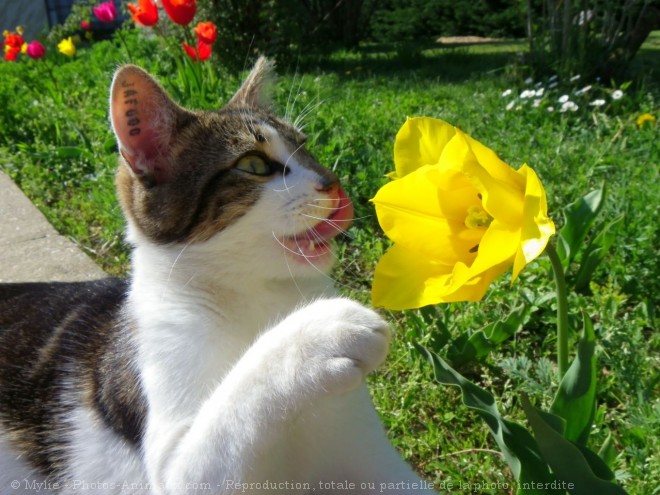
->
[[371, 117, 555, 309], [57, 37, 76, 57]]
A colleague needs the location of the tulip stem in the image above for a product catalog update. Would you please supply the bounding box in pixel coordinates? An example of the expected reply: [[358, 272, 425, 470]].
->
[[545, 243, 570, 378], [116, 27, 133, 63]]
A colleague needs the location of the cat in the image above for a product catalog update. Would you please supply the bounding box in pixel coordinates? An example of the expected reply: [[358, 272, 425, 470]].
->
[[0, 57, 436, 495]]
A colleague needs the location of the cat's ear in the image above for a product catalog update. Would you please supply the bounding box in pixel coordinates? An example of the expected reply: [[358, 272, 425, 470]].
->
[[226, 56, 275, 109], [110, 65, 185, 186]]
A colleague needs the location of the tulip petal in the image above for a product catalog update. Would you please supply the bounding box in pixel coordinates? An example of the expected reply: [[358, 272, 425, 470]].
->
[[443, 131, 524, 226], [372, 165, 482, 265], [435, 168, 483, 223], [512, 164, 556, 280], [372, 244, 452, 310], [468, 220, 519, 276], [393, 117, 457, 178], [372, 244, 509, 309], [461, 129, 524, 188]]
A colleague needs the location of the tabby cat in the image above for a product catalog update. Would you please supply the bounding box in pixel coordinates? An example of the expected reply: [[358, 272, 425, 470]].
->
[[0, 58, 436, 494]]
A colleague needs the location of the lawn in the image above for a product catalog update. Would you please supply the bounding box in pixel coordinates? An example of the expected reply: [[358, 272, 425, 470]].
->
[[1, 26, 658, 494]]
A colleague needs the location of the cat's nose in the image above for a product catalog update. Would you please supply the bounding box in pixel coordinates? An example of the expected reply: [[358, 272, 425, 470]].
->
[[315, 173, 339, 194]]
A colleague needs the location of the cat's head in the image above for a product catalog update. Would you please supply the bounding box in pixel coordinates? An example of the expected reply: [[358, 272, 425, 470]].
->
[[109, 57, 353, 280]]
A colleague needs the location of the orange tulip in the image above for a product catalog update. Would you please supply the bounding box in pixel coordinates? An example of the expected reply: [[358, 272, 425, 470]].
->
[[194, 21, 217, 45]]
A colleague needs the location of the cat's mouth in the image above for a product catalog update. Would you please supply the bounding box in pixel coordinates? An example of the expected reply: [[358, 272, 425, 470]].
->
[[280, 187, 354, 262]]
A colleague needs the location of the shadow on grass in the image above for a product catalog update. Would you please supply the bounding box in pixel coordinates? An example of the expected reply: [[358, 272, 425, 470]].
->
[[292, 39, 526, 83], [632, 32, 660, 86], [289, 33, 660, 88]]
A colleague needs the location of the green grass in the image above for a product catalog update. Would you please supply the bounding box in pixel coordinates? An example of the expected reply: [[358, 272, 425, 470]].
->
[[1, 30, 658, 494]]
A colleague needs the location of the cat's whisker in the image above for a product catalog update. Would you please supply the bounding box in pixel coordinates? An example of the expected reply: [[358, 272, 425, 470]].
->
[[288, 76, 306, 126], [285, 68, 302, 123], [305, 201, 354, 211], [299, 214, 355, 241], [280, 142, 307, 197], [300, 229, 364, 291], [294, 98, 326, 130], [273, 230, 311, 303], [164, 240, 194, 296]]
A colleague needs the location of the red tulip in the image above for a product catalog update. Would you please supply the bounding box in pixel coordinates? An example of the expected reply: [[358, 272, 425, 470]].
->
[[161, 0, 196, 26], [93, 1, 117, 23], [194, 21, 217, 45], [181, 39, 211, 61], [127, 0, 159, 27], [80, 19, 92, 30], [4, 49, 19, 62], [4, 32, 24, 51], [26, 41, 46, 59], [3, 30, 23, 62]]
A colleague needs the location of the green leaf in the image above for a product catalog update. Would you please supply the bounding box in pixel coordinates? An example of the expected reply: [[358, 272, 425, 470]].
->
[[573, 215, 624, 293], [415, 345, 559, 494], [598, 433, 617, 469], [103, 136, 118, 154], [557, 185, 606, 267], [408, 307, 451, 352], [55, 146, 85, 159], [550, 312, 597, 445], [521, 395, 627, 495], [448, 305, 531, 367]]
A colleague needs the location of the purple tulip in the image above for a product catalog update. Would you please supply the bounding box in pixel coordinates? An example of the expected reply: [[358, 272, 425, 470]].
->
[[26, 41, 46, 59], [93, 1, 118, 23]]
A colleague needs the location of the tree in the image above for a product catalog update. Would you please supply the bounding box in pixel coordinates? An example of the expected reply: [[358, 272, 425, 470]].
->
[[526, 0, 660, 80]]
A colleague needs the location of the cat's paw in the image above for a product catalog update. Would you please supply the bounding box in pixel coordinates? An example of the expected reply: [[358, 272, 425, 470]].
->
[[289, 298, 391, 395]]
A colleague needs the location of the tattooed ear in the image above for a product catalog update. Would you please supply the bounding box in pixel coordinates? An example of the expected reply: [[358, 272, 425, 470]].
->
[[110, 65, 186, 186]]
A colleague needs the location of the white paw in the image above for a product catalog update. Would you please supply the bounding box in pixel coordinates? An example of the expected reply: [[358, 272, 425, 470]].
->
[[288, 298, 392, 395]]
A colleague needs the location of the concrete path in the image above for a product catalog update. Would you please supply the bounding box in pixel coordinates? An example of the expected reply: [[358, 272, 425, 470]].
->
[[0, 171, 107, 283]]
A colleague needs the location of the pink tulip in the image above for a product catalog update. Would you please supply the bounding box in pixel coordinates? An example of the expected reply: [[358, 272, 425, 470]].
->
[[26, 41, 46, 59], [93, 1, 118, 23]]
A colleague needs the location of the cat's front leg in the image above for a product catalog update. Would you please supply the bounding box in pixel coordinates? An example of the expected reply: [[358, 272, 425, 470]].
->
[[147, 298, 390, 494]]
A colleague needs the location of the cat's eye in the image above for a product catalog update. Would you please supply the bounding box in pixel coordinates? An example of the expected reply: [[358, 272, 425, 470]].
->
[[235, 155, 271, 176]]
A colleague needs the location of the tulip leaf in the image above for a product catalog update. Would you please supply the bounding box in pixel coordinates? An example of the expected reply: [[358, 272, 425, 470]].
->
[[418, 306, 452, 352], [521, 395, 627, 495], [415, 344, 559, 494], [598, 433, 617, 468], [573, 215, 624, 293], [550, 311, 597, 445], [557, 185, 606, 268], [448, 305, 531, 367]]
